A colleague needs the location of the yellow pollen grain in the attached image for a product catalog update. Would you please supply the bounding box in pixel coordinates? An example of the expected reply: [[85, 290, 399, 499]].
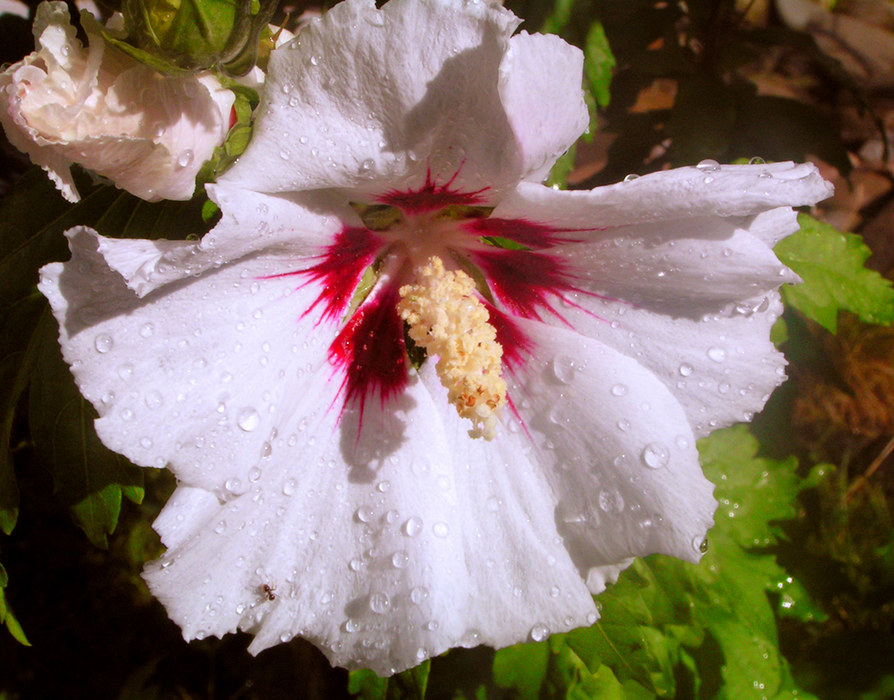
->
[[397, 256, 506, 440]]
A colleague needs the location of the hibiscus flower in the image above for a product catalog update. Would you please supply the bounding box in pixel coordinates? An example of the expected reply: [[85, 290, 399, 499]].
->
[[38, 0, 832, 675]]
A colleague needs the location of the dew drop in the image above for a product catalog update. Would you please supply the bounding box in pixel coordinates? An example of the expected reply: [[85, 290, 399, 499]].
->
[[237, 408, 260, 432], [176, 150, 194, 168], [410, 586, 429, 605], [94, 334, 113, 353], [359, 158, 374, 173], [529, 623, 550, 642], [678, 362, 694, 377], [610, 384, 627, 397], [550, 356, 576, 384], [214, 520, 226, 534], [282, 478, 296, 496], [368, 592, 390, 614], [432, 521, 449, 538], [355, 506, 374, 523], [587, 612, 598, 625], [707, 346, 727, 363], [139, 436, 153, 449], [641, 442, 670, 469], [696, 158, 720, 172], [693, 536, 708, 554], [139, 322, 154, 338], [144, 390, 163, 409], [598, 489, 625, 514], [402, 517, 423, 537], [376, 480, 391, 493], [623, 173, 640, 182], [391, 551, 409, 569]]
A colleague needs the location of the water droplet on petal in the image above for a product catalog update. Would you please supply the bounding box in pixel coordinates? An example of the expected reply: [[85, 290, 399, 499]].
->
[[696, 158, 720, 172], [355, 506, 374, 523], [707, 346, 727, 363], [369, 592, 390, 614], [748, 156, 766, 165], [391, 551, 409, 568], [599, 489, 625, 514], [641, 442, 670, 469], [237, 408, 260, 432], [410, 586, 429, 605], [139, 323, 154, 338], [550, 356, 576, 384], [678, 362, 694, 377], [144, 390, 163, 409], [530, 623, 550, 642], [402, 517, 423, 537], [176, 150, 194, 169], [693, 536, 708, 553], [282, 478, 296, 496], [432, 521, 449, 538], [94, 334, 113, 353], [623, 173, 640, 182], [610, 384, 627, 397]]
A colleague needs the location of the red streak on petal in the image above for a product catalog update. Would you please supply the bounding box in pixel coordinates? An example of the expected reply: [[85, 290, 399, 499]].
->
[[486, 303, 535, 372], [473, 248, 576, 322], [377, 167, 488, 215], [328, 284, 408, 421], [463, 217, 596, 248], [266, 226, 383, 324]]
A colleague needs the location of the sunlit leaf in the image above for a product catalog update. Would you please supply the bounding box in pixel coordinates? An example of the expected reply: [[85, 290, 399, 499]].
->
[[348, 660, 430, 700], [775, 215, 894, 333]]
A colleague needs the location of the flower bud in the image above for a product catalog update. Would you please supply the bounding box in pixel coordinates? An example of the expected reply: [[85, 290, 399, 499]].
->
[[0, 1, 235, 202], [122, 0, 279, 75]]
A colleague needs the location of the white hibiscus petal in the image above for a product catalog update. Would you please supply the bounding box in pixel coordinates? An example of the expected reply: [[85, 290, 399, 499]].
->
[[495, 162, 833, 228], [498, 31, 588, 183], [39, 227, 339, 493], [557, 292, 788, 437], [547, 213, 796, 315], [145, 369, 595, 675], [97, 185, 348, 296], [221, 0, 529, 198], [503, 318, 716, 577]]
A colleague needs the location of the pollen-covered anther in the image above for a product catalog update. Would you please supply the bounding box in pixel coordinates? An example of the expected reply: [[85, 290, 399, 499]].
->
[[397, 256, 507, 440]]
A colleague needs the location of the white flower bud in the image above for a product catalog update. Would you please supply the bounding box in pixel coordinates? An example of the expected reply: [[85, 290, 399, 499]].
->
[[0, 1, 235, 202]]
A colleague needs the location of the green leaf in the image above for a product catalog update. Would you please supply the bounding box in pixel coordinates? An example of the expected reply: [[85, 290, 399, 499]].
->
[[527, 427, 822, 699], [584, 21, 615, 109], [348, 661, 430, 700], [0, 562, 30, 646], [493, 641, 550, 699], [28, 313, 144, 549], [775, 215, 894, 333]]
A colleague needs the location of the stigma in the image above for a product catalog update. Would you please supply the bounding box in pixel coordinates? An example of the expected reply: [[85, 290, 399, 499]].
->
[[397, 256, 506, 440]]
